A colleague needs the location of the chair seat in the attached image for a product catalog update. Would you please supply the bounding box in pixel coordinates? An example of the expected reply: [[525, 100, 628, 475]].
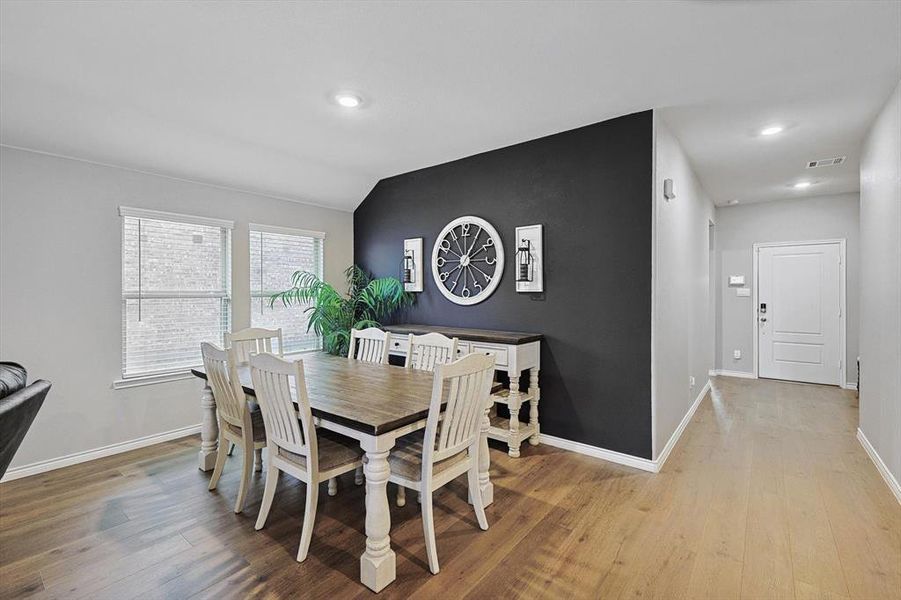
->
[[225, 404, 266, 442], [277, 431, 363, 472], [388, 431, 468, 482]]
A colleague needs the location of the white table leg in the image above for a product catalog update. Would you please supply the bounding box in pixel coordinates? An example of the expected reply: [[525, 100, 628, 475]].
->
[[360, 441, 396, 592], [470, 401, 494, 507], [529, 368, 541, 446], [508, 370, 521, 458], [198, 382, 219, 471]]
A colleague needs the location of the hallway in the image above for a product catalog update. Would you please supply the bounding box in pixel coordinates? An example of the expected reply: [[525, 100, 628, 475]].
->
[[0, 376, 897, 599], [674, 377, 900, 599]]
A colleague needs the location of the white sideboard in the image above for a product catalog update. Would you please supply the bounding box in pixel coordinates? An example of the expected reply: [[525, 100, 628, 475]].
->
[[384, 324, 542, 458]]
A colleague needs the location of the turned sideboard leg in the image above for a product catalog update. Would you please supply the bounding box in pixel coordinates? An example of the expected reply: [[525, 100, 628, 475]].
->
[[199, 382, 219, 471], [529, 368, 541, 446], [508, 371, 521, 458]]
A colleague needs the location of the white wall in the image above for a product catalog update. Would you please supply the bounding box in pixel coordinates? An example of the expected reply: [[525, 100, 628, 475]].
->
[[858, 80, 901, 488], [0, 147, 354, 471], [652, 115, 716, 460], [714, 194, 860, 384]]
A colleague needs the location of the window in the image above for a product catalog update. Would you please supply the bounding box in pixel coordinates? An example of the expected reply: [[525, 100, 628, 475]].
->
[[250, 224, 325, 354], [120, 207, 232, 380]]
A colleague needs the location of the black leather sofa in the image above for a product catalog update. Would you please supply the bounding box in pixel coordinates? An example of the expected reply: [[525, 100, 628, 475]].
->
[[0, 362, 51, 479]]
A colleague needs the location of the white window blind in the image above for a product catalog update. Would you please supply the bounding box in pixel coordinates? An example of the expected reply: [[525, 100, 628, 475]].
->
[[120, 207, 232, 379], [250, 224, 325, 354]]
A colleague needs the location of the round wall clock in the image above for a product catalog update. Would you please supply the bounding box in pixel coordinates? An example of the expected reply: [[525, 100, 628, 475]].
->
[[431, 216, 504, 305]]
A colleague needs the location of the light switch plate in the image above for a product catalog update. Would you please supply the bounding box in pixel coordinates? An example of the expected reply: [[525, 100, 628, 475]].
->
[[733, 349, 742, 360], [736, 287, 751, 297], [729, 275, 745, 286]]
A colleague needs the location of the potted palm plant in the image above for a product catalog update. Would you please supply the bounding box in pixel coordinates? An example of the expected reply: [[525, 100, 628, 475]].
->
[[270, 265, 414, 356]]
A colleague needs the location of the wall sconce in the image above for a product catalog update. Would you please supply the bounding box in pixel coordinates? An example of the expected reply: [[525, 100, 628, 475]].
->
[[663, 178, 676, 201], [401, 251, 415, 284], [516, 239, 533, 282], [514, 224, 543, 293], [402, 238, 423, 292]]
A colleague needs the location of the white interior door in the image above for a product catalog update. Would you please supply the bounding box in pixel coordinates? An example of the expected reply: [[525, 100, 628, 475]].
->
[[757, 242, 842, 385]]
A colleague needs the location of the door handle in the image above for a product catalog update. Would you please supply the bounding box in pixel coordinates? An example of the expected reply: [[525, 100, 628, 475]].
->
[[760, 317, 767, 322]]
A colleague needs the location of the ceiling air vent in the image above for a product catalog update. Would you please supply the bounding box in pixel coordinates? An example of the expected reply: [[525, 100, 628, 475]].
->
[[806, 156, 846, 168]]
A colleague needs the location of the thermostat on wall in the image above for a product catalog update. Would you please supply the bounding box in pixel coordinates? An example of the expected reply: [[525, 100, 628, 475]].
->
[[728, 275, 745, 286]]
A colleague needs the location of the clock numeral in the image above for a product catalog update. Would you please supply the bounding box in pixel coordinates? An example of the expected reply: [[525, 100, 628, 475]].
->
[[449, 229, 457, 241], [440, 272, 449, 282], [485, 256, 496, 265], [461, 286, 471, 298], [461, 223, 470, 237], [439, 239, 451, 254], [436, 257, 446, 268]]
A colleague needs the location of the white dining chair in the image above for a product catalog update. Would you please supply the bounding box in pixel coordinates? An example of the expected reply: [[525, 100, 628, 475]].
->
[[225, 327, 283, 468], [347, 327, 390, 364], [250, 352, 364, 562], [388, 352, 495, 574], [395, 331, 460, 507], [227, 327, 283, 365], [404, 332, 459, 372], [202, 342, 267, 514]]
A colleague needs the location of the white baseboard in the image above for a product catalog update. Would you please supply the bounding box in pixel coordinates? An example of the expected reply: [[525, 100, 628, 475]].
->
[[1, 423, 201, 483], [857, 428, 901, 504], [842, 382, 858, 391], [654, 379, 711, 471], [542, 380, 711, 474], [540, 434, 657, 472], [710, 369, 757, 379]]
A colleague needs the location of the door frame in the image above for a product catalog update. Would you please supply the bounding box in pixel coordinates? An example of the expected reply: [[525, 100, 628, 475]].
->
[[752, 238, 846, 385]]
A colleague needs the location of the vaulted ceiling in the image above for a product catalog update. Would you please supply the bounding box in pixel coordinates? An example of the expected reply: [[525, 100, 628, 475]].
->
[[2, 1, 898, 210]]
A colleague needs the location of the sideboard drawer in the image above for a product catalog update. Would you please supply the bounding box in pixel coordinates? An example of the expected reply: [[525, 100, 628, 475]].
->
[[389, 334, 409, 354], [455, 341, 471, 357], [470, 343, 509, 367]]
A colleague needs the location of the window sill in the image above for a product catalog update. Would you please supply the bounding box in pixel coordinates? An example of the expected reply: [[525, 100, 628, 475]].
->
[[112, 371, 196, 390]]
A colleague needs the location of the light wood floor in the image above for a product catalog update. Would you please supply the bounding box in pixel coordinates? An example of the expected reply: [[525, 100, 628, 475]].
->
[[1, 377, 898, 599]]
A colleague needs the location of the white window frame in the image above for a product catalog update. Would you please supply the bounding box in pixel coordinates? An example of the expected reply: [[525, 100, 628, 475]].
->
[[249, 223, 326, 356], [114, 206, 234, 388]]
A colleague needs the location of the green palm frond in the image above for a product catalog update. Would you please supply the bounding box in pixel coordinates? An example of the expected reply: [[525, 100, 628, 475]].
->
[[270, 264, 414, 356]]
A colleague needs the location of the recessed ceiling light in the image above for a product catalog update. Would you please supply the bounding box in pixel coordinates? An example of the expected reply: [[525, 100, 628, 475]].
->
[[792, 181, 812, 189], [759, 125, 784, 136], [335, 93, 362, 108], [728, 199, 740, 205]]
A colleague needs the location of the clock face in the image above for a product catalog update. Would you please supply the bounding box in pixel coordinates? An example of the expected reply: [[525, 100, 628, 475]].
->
[[431, 216, 504, 305]]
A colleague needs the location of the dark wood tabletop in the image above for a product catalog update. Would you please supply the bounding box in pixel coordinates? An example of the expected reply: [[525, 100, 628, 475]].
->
[[192, 351, 436, 436], [384, 323, 542, 345]]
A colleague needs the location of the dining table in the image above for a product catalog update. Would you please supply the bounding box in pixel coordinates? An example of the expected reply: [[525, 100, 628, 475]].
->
[[191, 351, 495, 592]]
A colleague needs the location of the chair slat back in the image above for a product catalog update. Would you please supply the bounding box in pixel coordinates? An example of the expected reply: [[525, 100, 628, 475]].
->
[[423, 353, 496, 467], [406, 332, 458, 372], [201, 342, 246, 429], [348, 327, 389, 364], [249, 353, 315, 463], [228, 327, 283, 364]]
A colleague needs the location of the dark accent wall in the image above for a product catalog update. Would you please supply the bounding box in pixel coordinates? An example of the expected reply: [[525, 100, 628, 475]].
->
[[354, 111, 653, 458]]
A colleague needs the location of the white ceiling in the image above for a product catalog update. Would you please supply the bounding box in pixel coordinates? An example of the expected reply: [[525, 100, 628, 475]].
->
[[1, 1, 899, 211]]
